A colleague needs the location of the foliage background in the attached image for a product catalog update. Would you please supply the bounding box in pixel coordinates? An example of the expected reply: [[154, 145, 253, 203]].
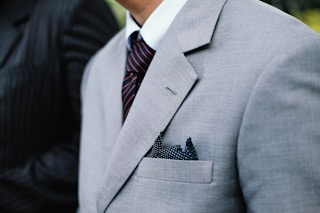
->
[[106, 0, 320, 32], [263, 0, 320, 31], [106, 0, 126, 27]]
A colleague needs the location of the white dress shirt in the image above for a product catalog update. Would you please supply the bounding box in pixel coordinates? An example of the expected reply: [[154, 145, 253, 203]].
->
[[125, 0, 188, 50]]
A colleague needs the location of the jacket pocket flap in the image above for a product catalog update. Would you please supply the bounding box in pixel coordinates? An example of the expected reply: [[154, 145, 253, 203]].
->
[[135, 157, 213, 184]]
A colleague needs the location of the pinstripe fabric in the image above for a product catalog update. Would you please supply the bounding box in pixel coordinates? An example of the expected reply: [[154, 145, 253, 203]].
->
[[0, 0, 118, 212], [122, 32, 155, 121]]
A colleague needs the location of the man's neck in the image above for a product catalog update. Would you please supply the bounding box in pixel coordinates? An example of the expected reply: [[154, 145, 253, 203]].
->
[[116, 0, 163, 26]]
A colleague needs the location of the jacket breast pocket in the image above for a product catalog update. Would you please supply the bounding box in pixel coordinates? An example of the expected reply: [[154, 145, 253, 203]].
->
[[135, 157, 213, 184]]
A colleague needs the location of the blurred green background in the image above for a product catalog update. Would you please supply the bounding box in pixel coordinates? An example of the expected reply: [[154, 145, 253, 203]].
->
[[106, 0, 320, 32]]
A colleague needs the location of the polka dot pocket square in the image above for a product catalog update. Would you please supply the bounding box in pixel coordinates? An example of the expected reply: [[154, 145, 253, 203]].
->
[[150, 132, 198, 160]]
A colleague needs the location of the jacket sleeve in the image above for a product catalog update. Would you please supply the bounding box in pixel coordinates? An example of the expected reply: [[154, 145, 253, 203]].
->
[[237, 35, 320, 212], [0, 0, 119, 212]]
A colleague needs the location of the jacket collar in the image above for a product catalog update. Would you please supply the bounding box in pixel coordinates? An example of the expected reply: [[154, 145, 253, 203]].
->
[[0, 0, 36, 68], [2, 0, 36, 23]]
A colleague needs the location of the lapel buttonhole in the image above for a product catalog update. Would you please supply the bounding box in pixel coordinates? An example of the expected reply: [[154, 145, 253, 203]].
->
[[165, 86, 177, 95]]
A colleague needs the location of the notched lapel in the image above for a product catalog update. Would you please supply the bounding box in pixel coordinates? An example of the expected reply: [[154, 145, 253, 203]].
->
[[172, 0, 228, 53], [0, 0, 35, 68], [0, 21, 21, 67], [97, 33, 198, 212]]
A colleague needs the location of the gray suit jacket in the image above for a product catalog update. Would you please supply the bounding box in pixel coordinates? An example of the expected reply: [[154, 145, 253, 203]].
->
[[79, 0, 320, 212]]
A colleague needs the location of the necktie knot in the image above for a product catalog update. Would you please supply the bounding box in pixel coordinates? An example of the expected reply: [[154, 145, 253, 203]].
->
[[126, 35, 155, 76]]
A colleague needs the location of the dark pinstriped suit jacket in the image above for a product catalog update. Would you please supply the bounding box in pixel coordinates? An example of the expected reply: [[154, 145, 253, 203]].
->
[[0, 0, 118, 212]]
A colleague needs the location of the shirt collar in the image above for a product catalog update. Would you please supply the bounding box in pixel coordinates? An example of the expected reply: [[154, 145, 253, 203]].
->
[[125, 0, 188, 50]]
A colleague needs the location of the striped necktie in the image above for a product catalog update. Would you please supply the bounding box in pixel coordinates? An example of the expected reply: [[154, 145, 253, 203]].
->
[[122, 32, 155, 121]]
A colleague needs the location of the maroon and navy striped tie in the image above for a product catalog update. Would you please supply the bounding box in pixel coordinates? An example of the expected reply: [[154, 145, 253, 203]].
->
[[122, 32, 155, 122]]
